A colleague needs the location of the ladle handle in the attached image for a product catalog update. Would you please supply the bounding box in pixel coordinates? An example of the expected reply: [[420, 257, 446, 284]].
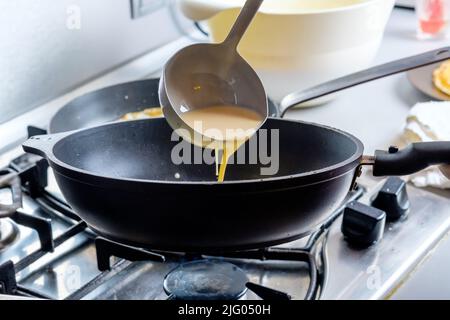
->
[[223, 0, 263, 51], [279, 47, 450, 117]]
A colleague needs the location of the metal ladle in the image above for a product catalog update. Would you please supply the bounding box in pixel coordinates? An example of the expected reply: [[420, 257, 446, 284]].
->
[[159, 0, 267, 147]]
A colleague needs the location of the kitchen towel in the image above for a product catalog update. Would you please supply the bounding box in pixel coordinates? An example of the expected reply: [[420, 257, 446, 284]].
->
[[403, 101, 450, 189]]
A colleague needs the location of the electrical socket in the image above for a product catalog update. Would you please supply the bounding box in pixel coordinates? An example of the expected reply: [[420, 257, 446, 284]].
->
[[130, 0, 166, 19]]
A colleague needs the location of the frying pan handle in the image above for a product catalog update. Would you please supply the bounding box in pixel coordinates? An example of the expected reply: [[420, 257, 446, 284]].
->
[[372, 142, 450, 176], [22, 133, 69, 158], [279, 47, 450, 117]]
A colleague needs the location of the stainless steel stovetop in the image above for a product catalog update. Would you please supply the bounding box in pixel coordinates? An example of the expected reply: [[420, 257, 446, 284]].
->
[[1, 152, 450, 300]]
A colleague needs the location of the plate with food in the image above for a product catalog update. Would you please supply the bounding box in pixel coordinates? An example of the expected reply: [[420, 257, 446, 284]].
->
[[407, 60, 450, 101]]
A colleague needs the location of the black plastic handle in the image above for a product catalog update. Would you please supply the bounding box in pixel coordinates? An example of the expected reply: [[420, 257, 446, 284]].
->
[[279, 47, 450, 117], [373, 142, 450, 176]]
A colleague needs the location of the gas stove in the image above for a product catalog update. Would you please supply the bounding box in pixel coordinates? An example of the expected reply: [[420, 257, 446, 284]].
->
[[1, 7, 450, 300], [1, 136, 450, 300]]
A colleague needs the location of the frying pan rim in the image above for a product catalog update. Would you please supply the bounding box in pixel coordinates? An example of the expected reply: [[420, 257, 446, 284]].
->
[[52, 160, 360, 192], [48, 78, 162, 134], [42, 117, 364, 186]]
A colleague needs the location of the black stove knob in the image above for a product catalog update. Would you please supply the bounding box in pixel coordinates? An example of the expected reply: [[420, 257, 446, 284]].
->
[[372, 177, 410, 221], [341, 201, 386, 248]]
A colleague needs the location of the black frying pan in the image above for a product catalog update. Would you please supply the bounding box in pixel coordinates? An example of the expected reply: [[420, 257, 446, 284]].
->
[[21, 48, 450, 252]]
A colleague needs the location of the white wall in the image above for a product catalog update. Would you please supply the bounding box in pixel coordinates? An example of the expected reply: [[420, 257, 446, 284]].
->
[[0, 0, 190, 124]]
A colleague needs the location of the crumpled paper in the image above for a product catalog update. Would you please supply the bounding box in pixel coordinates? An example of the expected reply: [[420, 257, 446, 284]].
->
[[403, 101, 450, 189]]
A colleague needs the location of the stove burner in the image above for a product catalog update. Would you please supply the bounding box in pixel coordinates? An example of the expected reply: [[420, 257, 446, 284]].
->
[[0, 219, 19, 250], [163, 260, 248, 300]]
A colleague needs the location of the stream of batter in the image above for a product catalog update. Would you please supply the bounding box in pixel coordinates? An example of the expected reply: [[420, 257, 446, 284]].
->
[[182, 105, 263, 182]]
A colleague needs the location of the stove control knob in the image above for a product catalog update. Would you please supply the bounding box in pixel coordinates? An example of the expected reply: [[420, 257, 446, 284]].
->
[[372, 177, 410, 221], [341, 201, 386, 248]]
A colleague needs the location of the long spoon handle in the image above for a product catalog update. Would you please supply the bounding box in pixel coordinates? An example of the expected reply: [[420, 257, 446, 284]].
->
[[279, 47, 450, 117], [223, 0, 264, 51]]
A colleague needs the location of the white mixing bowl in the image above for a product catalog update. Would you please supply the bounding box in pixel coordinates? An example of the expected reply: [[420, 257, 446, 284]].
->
[[179, 0, 395, 105]]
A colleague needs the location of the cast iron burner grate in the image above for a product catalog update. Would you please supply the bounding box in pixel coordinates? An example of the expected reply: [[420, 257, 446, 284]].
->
[[86, 237, 316, 300], [0, 219, 19, 250]]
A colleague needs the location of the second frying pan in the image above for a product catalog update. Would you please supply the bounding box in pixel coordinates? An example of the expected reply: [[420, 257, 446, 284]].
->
[[49, 47, 450, 134], [48, 80, 279, 134]]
